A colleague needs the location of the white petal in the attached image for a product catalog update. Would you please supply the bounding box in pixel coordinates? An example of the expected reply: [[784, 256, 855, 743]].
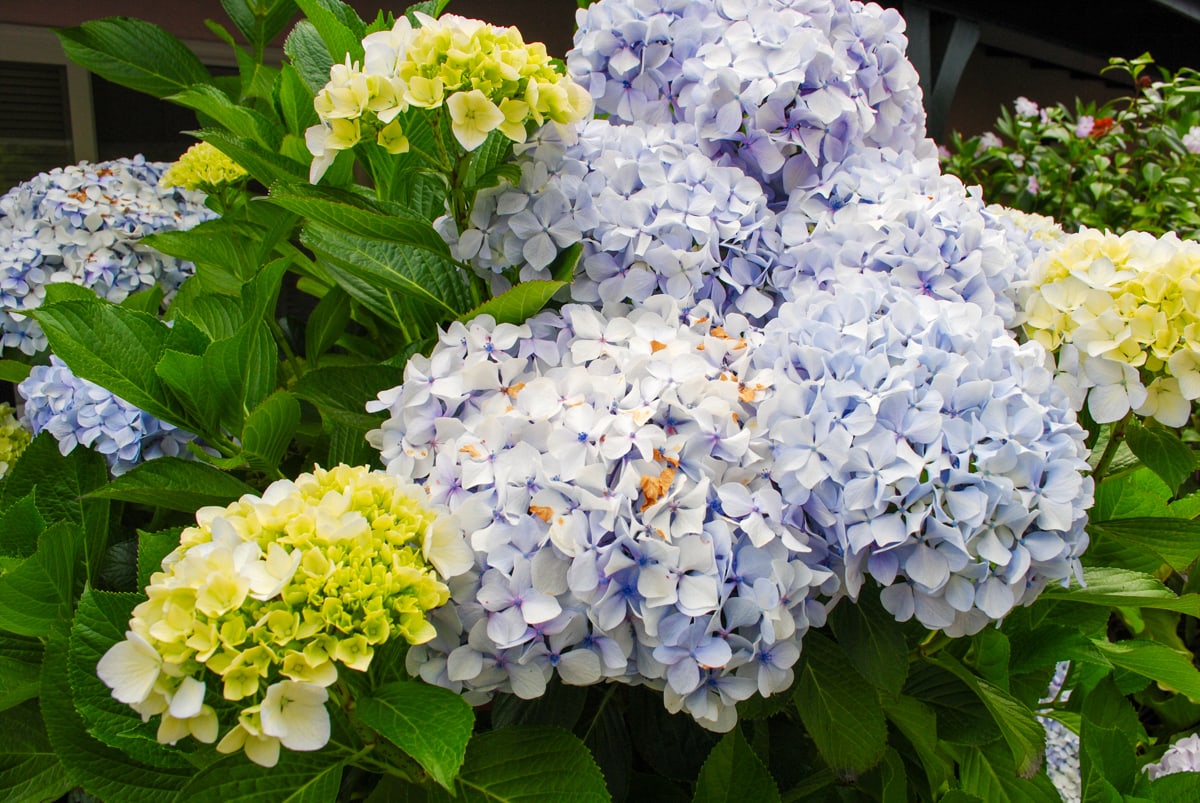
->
[[97, 633, 161, 704]]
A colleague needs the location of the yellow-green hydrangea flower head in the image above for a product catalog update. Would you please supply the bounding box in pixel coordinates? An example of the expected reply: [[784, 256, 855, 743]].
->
[[160, 142, 248, 191], [306, 12, 591, 181], [0, 402, 30, 479], [96, 464, 472, 766], [1023, 228, 1200, 427]]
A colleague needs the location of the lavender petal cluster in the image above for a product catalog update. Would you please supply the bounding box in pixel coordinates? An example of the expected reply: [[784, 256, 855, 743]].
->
[[1146, 733, 1200, 780], [441, 120, 778, 319], [369, 297, 836, 731], [753, 271, 1092, 636], [1039, 662, 1081, 803], [569, 0, 927, 201], [0, 156, 213, 355], [19, 356, 201, 475]]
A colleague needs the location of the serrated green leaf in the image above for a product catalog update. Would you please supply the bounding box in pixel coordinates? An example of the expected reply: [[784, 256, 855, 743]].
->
[[881, 694, 949, 795], [1041, 567, 1200, 614], [242, 390, 301, 472], [0, 635, 42, 712], [56, 18, 211, 98], [199, 128, 309, 187], [294, 0, 364, 61], [693, 726, 781, 803], [428, 726, 609, 803], [0, 492, 45, 559], [41, 634, 194, 800], [460, 280, 567, 326], [0, 700, 72, 803], [170, 84, 282, 147], [0, 359, 31, 383], [1080, 676, 1139, 795], [355, 681, 474, 789], [138, 528, 183, 588], [268, 182, 450, 256], [292, 364, 406, 417], [1149, 771, 1200, 802], [795, 631, 887, 775], [221, 0, 299, 55], [904, 663, 999, 746], [926, 654, 1044, 779], [86, 457, 258, 512], [958, 741, 1060, 802], [581, 696, 631, 803], [325, 420, 379, 467], [0, 522, 83, 638], [463, 130, 514, 188], [69, 590, 195, 768], [1093, 639, 1200, 701], [828, 587, 909, 695], [305, 285, 352, 366], [179, 750, 345, 802], [491, 681, 587, 731], [182, 295, 245, 341], [1125, 422, 1196, 494], [1089, 518, 1200, 574], [284, 20, 334, 94], [120, 284, 166, 315]]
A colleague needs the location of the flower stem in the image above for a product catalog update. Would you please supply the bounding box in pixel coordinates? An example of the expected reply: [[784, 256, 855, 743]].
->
[[1091, 411, 1132, 484]]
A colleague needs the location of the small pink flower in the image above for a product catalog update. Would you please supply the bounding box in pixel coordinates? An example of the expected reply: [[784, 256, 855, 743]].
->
[[1184, 126, 1200, 155], [1026, 175, 1040, 195], [979, 131, 1003, 150], [1075, 116, 1094, 138], [1014, 96, 1039, 117]]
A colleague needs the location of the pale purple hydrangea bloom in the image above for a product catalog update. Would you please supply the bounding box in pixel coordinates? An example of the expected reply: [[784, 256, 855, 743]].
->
[[569, 0, 927, 203], [0, 156, 213, 355], [19, 356, 201, 475], [1183, 125, 1200, 155], [753, 271, 1093, 636], [1146, 733, 1200, 780], [1038, 661, 1081, 803], [369, 297, 836, 732]]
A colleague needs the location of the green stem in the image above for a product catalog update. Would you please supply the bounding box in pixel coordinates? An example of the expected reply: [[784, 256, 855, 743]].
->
[[1091, 411, 1132, 485], [267, 316, 304, 384]]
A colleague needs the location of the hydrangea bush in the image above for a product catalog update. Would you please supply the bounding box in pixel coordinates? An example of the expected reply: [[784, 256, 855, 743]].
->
[[3, 1, 1200, 802]]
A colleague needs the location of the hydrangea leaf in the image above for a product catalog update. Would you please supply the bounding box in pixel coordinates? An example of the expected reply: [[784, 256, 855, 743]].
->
[[693, 726, 781, 803], [177, 749, 345, 802], [41, 635, 194, 801], [285, 20, 334, 94], [904, 663, 999, 747], [1124, 422, 1197, 496], [1092, 639, 1200, 702], [580, 696, 632, 802], [0, 700, 72, 803], [1040, 566, 1200, 614], [0, 635, 43, 712], [293, 0, 365, 62], [427, 726, 608, 803], [170, 84, 283, 149], [1149, 772, 1200, 802], [56, 18, 211, 99], [957, 740, 1060, 803], [1088, 518, 1200, 575], [490, 680, 588, 730], [136, 528, 183, 589], [459, 281, 568, 326], [926, 654, 1044, 779], [219, 0, 299, 57], [881, 694, 950, 794], [355, 681, 475, 790], [69, 590, 195, 768], [828, 587, 909, 696], [305, 286, 353, 367], [86, 458, 258, 513], [0, 492, 44, 559], [0, 360, 32, 384], [197, 128, 309, 188], [795, 631, 888, 776], [241, 390, 301, 473], [1080, 676, 1140, 795], [0, 522, 83, 638], [268, 182, 448, 255]]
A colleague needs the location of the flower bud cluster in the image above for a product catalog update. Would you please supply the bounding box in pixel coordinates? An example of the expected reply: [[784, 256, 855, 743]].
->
[[19, 356, 201, 475], [370, 299, 836, 732], [160, 142, 249, 192], [0, 402, 31, 479], [754, 271, 1093, 636], [0, 156, 213, 355], [97, 465, 472, 766], [1022, 228, 1200, 427], [307, 13, 591, 181]]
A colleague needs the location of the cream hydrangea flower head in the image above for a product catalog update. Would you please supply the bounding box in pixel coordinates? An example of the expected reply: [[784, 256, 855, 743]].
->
[[0, 402, 30, 479], [160, 142, 248, 191], [306, 12, 591, 181], [97, 464, 471, 766], [1023, 228, 1200, 426]]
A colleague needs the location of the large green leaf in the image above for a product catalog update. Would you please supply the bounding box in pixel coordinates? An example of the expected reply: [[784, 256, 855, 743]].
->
[[221, 0, 300, 54], [1040, 567, 1200, 614], [178, 750, 346, 802], [957, 740, 1060, 802], [170, 84, 282, 148], [1093, 467, 1200, 521], [1124, 421, 1196, 494], [0, 700, 72, 803], [428, 727, 608, 803], [794, 631, 887, 775], [241, 391, 301, 472], [355, 681, 475, 790], [86, 457, 257, 512], [0, 492, 45, 559], [460, 281, 567, 326], [56, 18, 211, 98], [0, 522, 83, 638], [284, 20, 334, 94], [40, 635, 194, 800], [926, 654, 1044, 779], [32, 299, 179, 425], [1080, 676, 1140, 796], [292, 365, 406, 418], [1093, 639, 1200, 701], [0, 635, 42, 712], [302, 224, 473, 334], [294, 0, 365, 61], [198, 128, 309, 188], [1088, 518, 1200, 574], [880, 694, 950, 795], [278, 64, 319, 135], [828, 587, 909, 696], [693, 726, 781, 803], [268, 183, 451, 256], [904, 663, 999, 747], [305, 286, 352, 367]]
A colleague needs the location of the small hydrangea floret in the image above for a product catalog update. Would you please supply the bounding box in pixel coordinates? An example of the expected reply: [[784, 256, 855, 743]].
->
[[160, 142, 249, 191]]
